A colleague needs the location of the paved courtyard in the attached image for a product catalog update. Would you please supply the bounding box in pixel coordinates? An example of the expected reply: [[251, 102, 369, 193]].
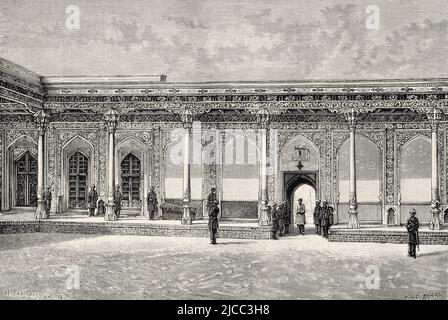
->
[[0, 232, 447, 300]]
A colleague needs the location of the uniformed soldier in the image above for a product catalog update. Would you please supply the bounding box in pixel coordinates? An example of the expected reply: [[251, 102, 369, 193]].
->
[[320, 201, 328, 237], [295, 198, 306, 235], [208, 204, 219, 245], [87, 184, 98, 217], [147, 186, 158, 220], [326, 206, 335, 237], [283, 201, 291, 235], [114, 185, 123, 218], [206, 187, 219, 216], [313, 201, 321, 235], [44, 185, 52, 218], [278, 201, 287, 236], [270, 202, 280, 240], [406, 209, 419, 258]]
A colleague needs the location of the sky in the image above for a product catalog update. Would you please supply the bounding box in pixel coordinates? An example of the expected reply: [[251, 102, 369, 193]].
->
[[0, 0, 447, 81]]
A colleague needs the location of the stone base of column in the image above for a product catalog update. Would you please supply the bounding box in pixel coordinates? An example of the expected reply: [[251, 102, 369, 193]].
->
[[259, 207, 270, 226], [35, 199, 49, 219], [347, 208, 359, 229], [429, 209, 443, 230], [182, 201, 192, 225], [259, 201, 270, 226], [104, 202, 117, 221]]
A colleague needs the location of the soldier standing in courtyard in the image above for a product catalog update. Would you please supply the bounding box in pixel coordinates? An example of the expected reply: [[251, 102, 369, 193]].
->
[[147, 186, 158, 220], [295, 198, 306, 235], [208, 204, 219, 245], [270, 202, 280, 240], [87, 184, 98, 217], [114, 184, 122, 218], [206, 187, 219, 216], [283, 201, 291, 235], [320, 201, 329, 237], [322, 202, 333, 238], [313, 201, 321, 235], [44, 185, 52, 218], [406, 209, 420, 258]]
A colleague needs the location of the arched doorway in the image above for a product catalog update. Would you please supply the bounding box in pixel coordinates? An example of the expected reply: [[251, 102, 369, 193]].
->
[[68, 151, 88, 209], [284, 173, 317, 226], [121, 153, 141, 208], [15, 151, 37, 207], [292, 184, 316, 225]]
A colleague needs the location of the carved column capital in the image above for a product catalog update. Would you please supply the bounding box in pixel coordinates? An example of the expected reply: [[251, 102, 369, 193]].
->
[[427, 107, 442, 132], [34, 109, 50, 135], [256, 108, 270, 129], [104, 108, 119, 133], [344, 108, 356, 130], [181, 107, 194, 129]]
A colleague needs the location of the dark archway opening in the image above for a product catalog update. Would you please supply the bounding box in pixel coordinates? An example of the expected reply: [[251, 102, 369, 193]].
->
[[284, 172, 317, 226]]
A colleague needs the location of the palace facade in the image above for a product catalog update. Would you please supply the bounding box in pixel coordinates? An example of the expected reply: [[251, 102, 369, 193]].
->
[[1, 58, 447, 229]]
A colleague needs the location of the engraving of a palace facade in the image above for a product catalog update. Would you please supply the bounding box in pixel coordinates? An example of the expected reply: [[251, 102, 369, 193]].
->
[[1, 58, 448, 228]]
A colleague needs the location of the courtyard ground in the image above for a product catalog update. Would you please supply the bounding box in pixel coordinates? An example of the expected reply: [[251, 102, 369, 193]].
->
[[0, 232, 447, 300]]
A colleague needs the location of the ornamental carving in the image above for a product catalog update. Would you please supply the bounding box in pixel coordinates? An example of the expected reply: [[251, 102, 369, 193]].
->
[[6, 130, 38, 148]]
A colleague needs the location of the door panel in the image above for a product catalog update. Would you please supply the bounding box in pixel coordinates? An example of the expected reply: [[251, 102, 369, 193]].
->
[[121, 153, 141, 208], [68, 152, 88, 209], [15, 151, 37, 207]]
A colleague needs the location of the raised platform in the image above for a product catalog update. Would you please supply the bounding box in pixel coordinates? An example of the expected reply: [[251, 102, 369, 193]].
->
[[329, 225, 448, 245], [0, 215, 271, 239]]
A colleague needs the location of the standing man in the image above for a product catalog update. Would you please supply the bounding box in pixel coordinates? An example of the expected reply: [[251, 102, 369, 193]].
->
[[321, 201, 329, 238], [147, 186, 158, 220], [326, 206, 335, 237], [208, 204, 219, 245], [406, 209, 420, 258], [206, 187, 219, 216], [283, 201, 291, 235], [87, 184, 98, 217], [44, 185, 52, 218], [278, 202, 286, 236], [313, 201, 321, 235], [114, 184, 122, 219], [270, 202, 279, 240], [295, 198, 306, 235]]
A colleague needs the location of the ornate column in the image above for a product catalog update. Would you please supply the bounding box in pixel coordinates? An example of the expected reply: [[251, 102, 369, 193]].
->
[[428, 108, 443, 230], [257, 108, 270, 226], [346, 108, 359, 229], [34, 109, 50, 219], [181, 108, 193, 225], [104, 109, 119, 221]]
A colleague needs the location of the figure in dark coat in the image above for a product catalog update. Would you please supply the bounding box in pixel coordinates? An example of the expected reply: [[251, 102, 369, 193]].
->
[[326, 206, 335, 237], [278, 201, 287, 236], [147, 186, 158, 220], [270, 203, 280, 240], [87, 185, 98, 217], [208, 205, 219, 245], [313, 201, 321, 235], [283, 201, 291, 235], [114, 185, 122, 218], [406, 209, 419, 258], [44, 185, 52, 218], [206, 187, 219, 216], [321, 201, 330, 238]]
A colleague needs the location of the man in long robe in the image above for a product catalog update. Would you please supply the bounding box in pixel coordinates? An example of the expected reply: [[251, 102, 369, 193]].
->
[[295, 198, 306, 235], [313, 201, 321, 235], [406, 209, 419, 258], [147, 186, 158, 220], [87, 184, 98, 217]]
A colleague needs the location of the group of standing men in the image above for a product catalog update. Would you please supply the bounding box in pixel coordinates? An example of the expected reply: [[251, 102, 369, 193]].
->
[[86, 184, 158, 220], [270, 199, 334, 240], [312, 201, 334, 238], [270, 201, 292, 239]]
